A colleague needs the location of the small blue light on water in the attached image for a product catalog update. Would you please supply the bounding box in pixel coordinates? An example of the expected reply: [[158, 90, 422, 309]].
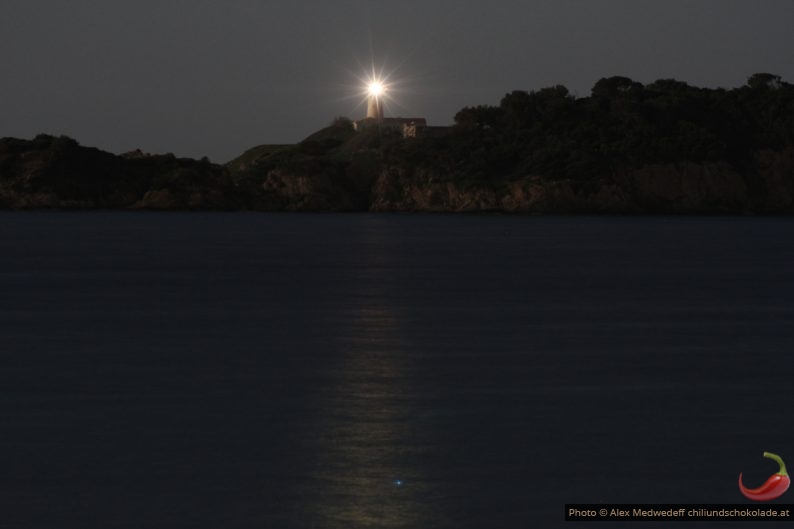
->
[[393, 479, 404, 487]]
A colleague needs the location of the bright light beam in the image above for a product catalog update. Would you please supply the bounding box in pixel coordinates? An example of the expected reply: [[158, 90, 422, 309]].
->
[[368, 81, 385, 96]]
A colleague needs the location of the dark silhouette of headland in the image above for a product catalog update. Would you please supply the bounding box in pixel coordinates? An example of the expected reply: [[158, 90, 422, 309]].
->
[[2, 74, 793, 213]]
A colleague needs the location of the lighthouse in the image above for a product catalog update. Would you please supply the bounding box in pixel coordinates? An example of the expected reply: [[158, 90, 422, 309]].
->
[[366, 82, 384, 122], [353, 78, 438, 137]]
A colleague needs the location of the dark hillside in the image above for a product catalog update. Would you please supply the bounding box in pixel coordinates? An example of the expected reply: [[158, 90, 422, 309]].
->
[[3, 74, 794, 213]]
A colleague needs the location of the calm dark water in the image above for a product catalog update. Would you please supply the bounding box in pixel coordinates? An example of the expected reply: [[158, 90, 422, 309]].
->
[[1, 213, 793, 529]]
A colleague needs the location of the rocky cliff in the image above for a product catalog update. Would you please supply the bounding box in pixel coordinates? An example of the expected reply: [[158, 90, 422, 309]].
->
[[364, 151, 793, 214], [2, 134, 794, 214]]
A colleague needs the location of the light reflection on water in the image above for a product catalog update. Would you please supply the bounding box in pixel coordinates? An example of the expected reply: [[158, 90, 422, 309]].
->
[[306, 269, 433, 527], [0, 213, 793, 529]]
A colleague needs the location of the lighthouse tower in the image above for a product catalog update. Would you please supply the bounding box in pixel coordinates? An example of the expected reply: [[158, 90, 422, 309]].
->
[[353, 79, 434, 137], [366, 82, 384, 122]]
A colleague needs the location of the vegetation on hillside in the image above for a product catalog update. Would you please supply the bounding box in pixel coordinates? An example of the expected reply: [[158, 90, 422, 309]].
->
[[391, 73, 794, 182], [2, 74, 793, 212], [0, 135, 242, 209]]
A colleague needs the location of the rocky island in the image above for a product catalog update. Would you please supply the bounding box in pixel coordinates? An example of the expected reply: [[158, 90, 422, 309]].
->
[[2, 74, 793, 213]]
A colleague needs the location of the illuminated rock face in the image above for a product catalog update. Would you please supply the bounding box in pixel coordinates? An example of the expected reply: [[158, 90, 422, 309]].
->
[[366, 95, 384, 122]]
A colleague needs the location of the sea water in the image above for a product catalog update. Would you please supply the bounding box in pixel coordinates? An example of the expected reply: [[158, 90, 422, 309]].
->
[[1, 213, 792, 528]]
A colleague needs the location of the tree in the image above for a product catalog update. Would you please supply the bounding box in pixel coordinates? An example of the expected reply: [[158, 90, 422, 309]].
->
[[646, 79, 693, 94], [454, 105, 504, 130], [591, 76, 643, 98], [747, 73, 783, 90]]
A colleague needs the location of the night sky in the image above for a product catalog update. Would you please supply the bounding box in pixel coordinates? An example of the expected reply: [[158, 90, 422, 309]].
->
[[2, 0, 793, 162]]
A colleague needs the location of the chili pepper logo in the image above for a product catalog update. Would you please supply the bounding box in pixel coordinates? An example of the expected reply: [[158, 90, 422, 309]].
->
[[738, 452, 790, 501]]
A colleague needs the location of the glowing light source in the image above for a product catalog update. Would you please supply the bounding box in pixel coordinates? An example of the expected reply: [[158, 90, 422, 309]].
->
[[344, 62, 407, 120], [368, 81, 385, 96]]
